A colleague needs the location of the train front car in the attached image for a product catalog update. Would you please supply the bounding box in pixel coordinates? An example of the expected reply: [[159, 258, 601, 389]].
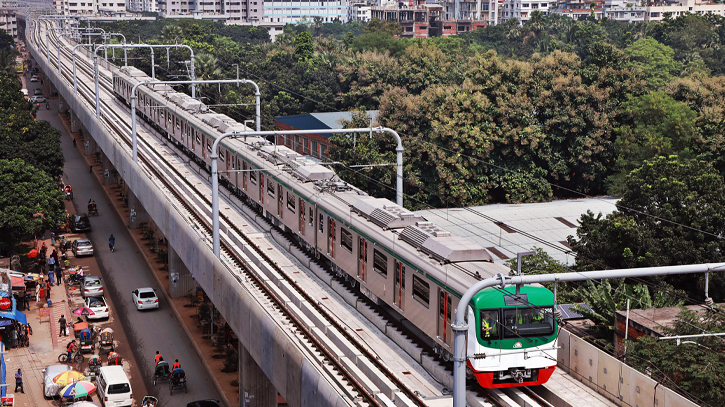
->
[[466, 285, 558, 388]]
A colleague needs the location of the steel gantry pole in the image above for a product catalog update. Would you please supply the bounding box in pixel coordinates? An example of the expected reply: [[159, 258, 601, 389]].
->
[[129, 78, 260, 162], [450, 262, 725, 407], [100, 33, 127, 65], [72, 43, 97, 94], [94, 44, 197, 120], [211, 126, 404, 257]]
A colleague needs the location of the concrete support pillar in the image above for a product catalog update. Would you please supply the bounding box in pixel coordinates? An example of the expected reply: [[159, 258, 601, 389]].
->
[[127, 189, 150, 229], [100, 153, 114, 186], [240, 346, 277, 407], [84, 135, 97, 156], [168, 245, 195, 298]]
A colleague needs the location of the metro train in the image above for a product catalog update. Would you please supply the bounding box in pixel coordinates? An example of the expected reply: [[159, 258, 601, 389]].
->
[[112, 66, 559, 388]]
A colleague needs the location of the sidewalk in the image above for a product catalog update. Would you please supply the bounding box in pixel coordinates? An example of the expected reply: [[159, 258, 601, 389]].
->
[[5, 237, 79, 407]]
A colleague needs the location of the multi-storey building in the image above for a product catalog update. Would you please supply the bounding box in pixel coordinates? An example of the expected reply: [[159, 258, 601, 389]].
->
[[128, 0, 157, 12], [442, 0, 498, 25], [498, 0, 556, 23], [262, 0, 349, 24], [371, 0, 489, 38], [64, 0, 125, 15], [0, 9, 17, 40], [550, 0, 603, 20], [349, 1, 371, 21]]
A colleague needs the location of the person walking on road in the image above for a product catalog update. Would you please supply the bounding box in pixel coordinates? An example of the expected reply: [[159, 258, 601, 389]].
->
[[109, 234, 115, 252], [14, 369, 23, 393], [55, 266, 62, 285], [58, 314, 67, 337], [45, 282, 51, 301]]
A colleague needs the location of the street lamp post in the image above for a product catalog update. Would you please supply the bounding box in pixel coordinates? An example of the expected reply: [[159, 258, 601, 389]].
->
[[450, 263, 725, 407], [210, 126, 404, 257]]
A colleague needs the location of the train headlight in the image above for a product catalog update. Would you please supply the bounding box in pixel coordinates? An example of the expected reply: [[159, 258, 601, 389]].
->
[[513, 342, 522, 348]]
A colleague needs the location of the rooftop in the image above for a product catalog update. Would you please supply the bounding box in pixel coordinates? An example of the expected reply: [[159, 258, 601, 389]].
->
[[276, 111, 380, 132], [414, 197, 619, 265]]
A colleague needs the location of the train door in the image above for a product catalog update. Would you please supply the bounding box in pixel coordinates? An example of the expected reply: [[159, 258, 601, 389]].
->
[[328, 218, 335, 257], [259, 172, 264, 203], [278, 185, 283, 218], [394, 260, 405, 310], [299, 199, 305, 234], [438, 289, 452, 343], [358, 238, 367, 282]]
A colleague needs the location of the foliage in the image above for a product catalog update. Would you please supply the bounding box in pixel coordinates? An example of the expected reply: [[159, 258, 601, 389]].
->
[[0, 159, 65, 254], [626, 306, 725, 406], [622, 38, 680, 90], [570, 279, 682, 335], [503, 248, 581, 304], [569, 156, 725, 300]]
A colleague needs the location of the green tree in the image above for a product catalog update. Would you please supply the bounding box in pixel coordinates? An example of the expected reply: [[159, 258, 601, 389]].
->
[[607, 92, 698, 194], [623, 38, 681, 90], [0, 159, 65, 254], [160, 24, 183, 44], [293, 31, 315, 62], [569, 156, 725, 300], [363, 19, 402, 36]]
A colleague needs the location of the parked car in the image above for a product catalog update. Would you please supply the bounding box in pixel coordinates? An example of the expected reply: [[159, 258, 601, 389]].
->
[[132, 287, 159, 310], [43, 365, 73, 398], [28, 96, 46, 104], [186, 401, 221, 407], [71, 238, 94, 257], [84, 296, 109, 320], [81, 276, 104, 298], [30, 76, 38, 82], [69, 213, 91, 232]]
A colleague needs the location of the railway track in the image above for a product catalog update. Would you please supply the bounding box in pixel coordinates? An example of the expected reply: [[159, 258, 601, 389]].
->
[[33, 21, 550, 407]]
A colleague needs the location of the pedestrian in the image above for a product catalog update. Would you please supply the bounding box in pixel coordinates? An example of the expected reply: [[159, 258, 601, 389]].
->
[[48, 269, 55, 286], [51, 231, 55, 246], [55, 266, 62, 286], [35, 283, 40, 302], [14, 369, 23, 393], [72, 138, 76, 147], [23, 290, 30, 310], [58, 314, 67, 337], [40, 226, 46, 240], [47, 255, 55, 272], [51, 249, 58, 264], [45, 282, 51, 301], [89, 164, 92, 173], [40, 242, 47, 258]]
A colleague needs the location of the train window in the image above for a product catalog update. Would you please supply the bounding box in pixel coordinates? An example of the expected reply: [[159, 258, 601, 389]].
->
[[340, 227, 353, 253], [250, 170, 256, 185], [501, 307, 555, 339], [168, 114, 172, 124], [318, 213, 324, 233], [412, 275, 430, 307], [479, 309, 500, 340], [287, 192, 295, 213], [267, 179, 275, 197], [219, 150, 225, 162], [206, 140, 212, 153], [195, 131, 201, 144], [373, 249, 387, 276], [309, 207, 313, 227], [176, 117, 181, 130]]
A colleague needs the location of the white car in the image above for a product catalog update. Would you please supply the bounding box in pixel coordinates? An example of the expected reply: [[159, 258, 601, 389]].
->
[[43, 365, 72, 398], [30, 77, 38, 82], [84, 296, 109, 320], [132, 287, 159, 310]]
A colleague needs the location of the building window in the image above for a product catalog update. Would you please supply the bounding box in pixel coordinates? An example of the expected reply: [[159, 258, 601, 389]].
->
[[373, 249, 387, 276], [412, 275, 430, 307], [340, 227, 353, 253]]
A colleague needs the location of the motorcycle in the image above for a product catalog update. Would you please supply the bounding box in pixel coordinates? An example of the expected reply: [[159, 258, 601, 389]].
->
[[45, 103, 50, 110]]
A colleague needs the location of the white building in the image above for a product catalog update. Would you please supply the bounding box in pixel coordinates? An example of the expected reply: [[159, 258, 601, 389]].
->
[[65, 0, 125, 14], [262, 0, 349, 24], [0, 9, 17, 40], [349, 2, 371, 21], [442, 0, 499, 25], [498, 0, 556, 23], [128, 0, 156, 12]]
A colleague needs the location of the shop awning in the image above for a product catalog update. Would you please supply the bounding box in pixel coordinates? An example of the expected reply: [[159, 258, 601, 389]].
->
[[0, 310, 26, 325], [0, 320, 11, 327], [10, 276, 24, 291]]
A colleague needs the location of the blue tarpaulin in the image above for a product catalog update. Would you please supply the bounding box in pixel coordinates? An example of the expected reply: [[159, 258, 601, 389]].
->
[[0, 310, 26, 325], [0, 321, 11, 327]]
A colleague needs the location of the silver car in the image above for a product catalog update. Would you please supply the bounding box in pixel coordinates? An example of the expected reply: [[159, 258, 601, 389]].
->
[[43, 364, 72, 398], [72, 238, 94, 257], [81, 276, 104, 298]]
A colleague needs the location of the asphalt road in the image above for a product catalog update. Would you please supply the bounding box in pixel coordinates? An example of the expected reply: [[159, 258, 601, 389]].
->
[[39, 96, 222, 406]]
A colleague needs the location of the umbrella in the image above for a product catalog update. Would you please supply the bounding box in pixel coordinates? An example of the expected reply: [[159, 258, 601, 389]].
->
[[60, 381, 96, 399], [53, 370, 86, 386], [69, 403, 101, 407], [27, 249, 38, 258], [73, 307, 95, 316]]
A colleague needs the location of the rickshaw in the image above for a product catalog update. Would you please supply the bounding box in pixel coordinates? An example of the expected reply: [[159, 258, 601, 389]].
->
[[142, 395, 159, 406], [87, 202, 98, 216], [169, 368, 187, 394], [79, 328, 94, 353], [87, 354, 102, 377], [98, 328, 114, 354], [107, 351, 122, 366], [153, 360, 171, 386]]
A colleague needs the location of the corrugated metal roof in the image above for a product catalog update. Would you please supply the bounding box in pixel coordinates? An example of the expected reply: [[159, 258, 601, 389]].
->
[[415, 197, 619, 265], [275, 111, 380, 134]]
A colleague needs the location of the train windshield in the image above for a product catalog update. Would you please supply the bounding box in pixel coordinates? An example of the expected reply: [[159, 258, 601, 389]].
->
[[501, 307, 555, 338]]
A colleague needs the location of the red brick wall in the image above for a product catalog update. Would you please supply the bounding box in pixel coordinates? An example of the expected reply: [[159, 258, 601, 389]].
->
[[274, 121, 331, 158]]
